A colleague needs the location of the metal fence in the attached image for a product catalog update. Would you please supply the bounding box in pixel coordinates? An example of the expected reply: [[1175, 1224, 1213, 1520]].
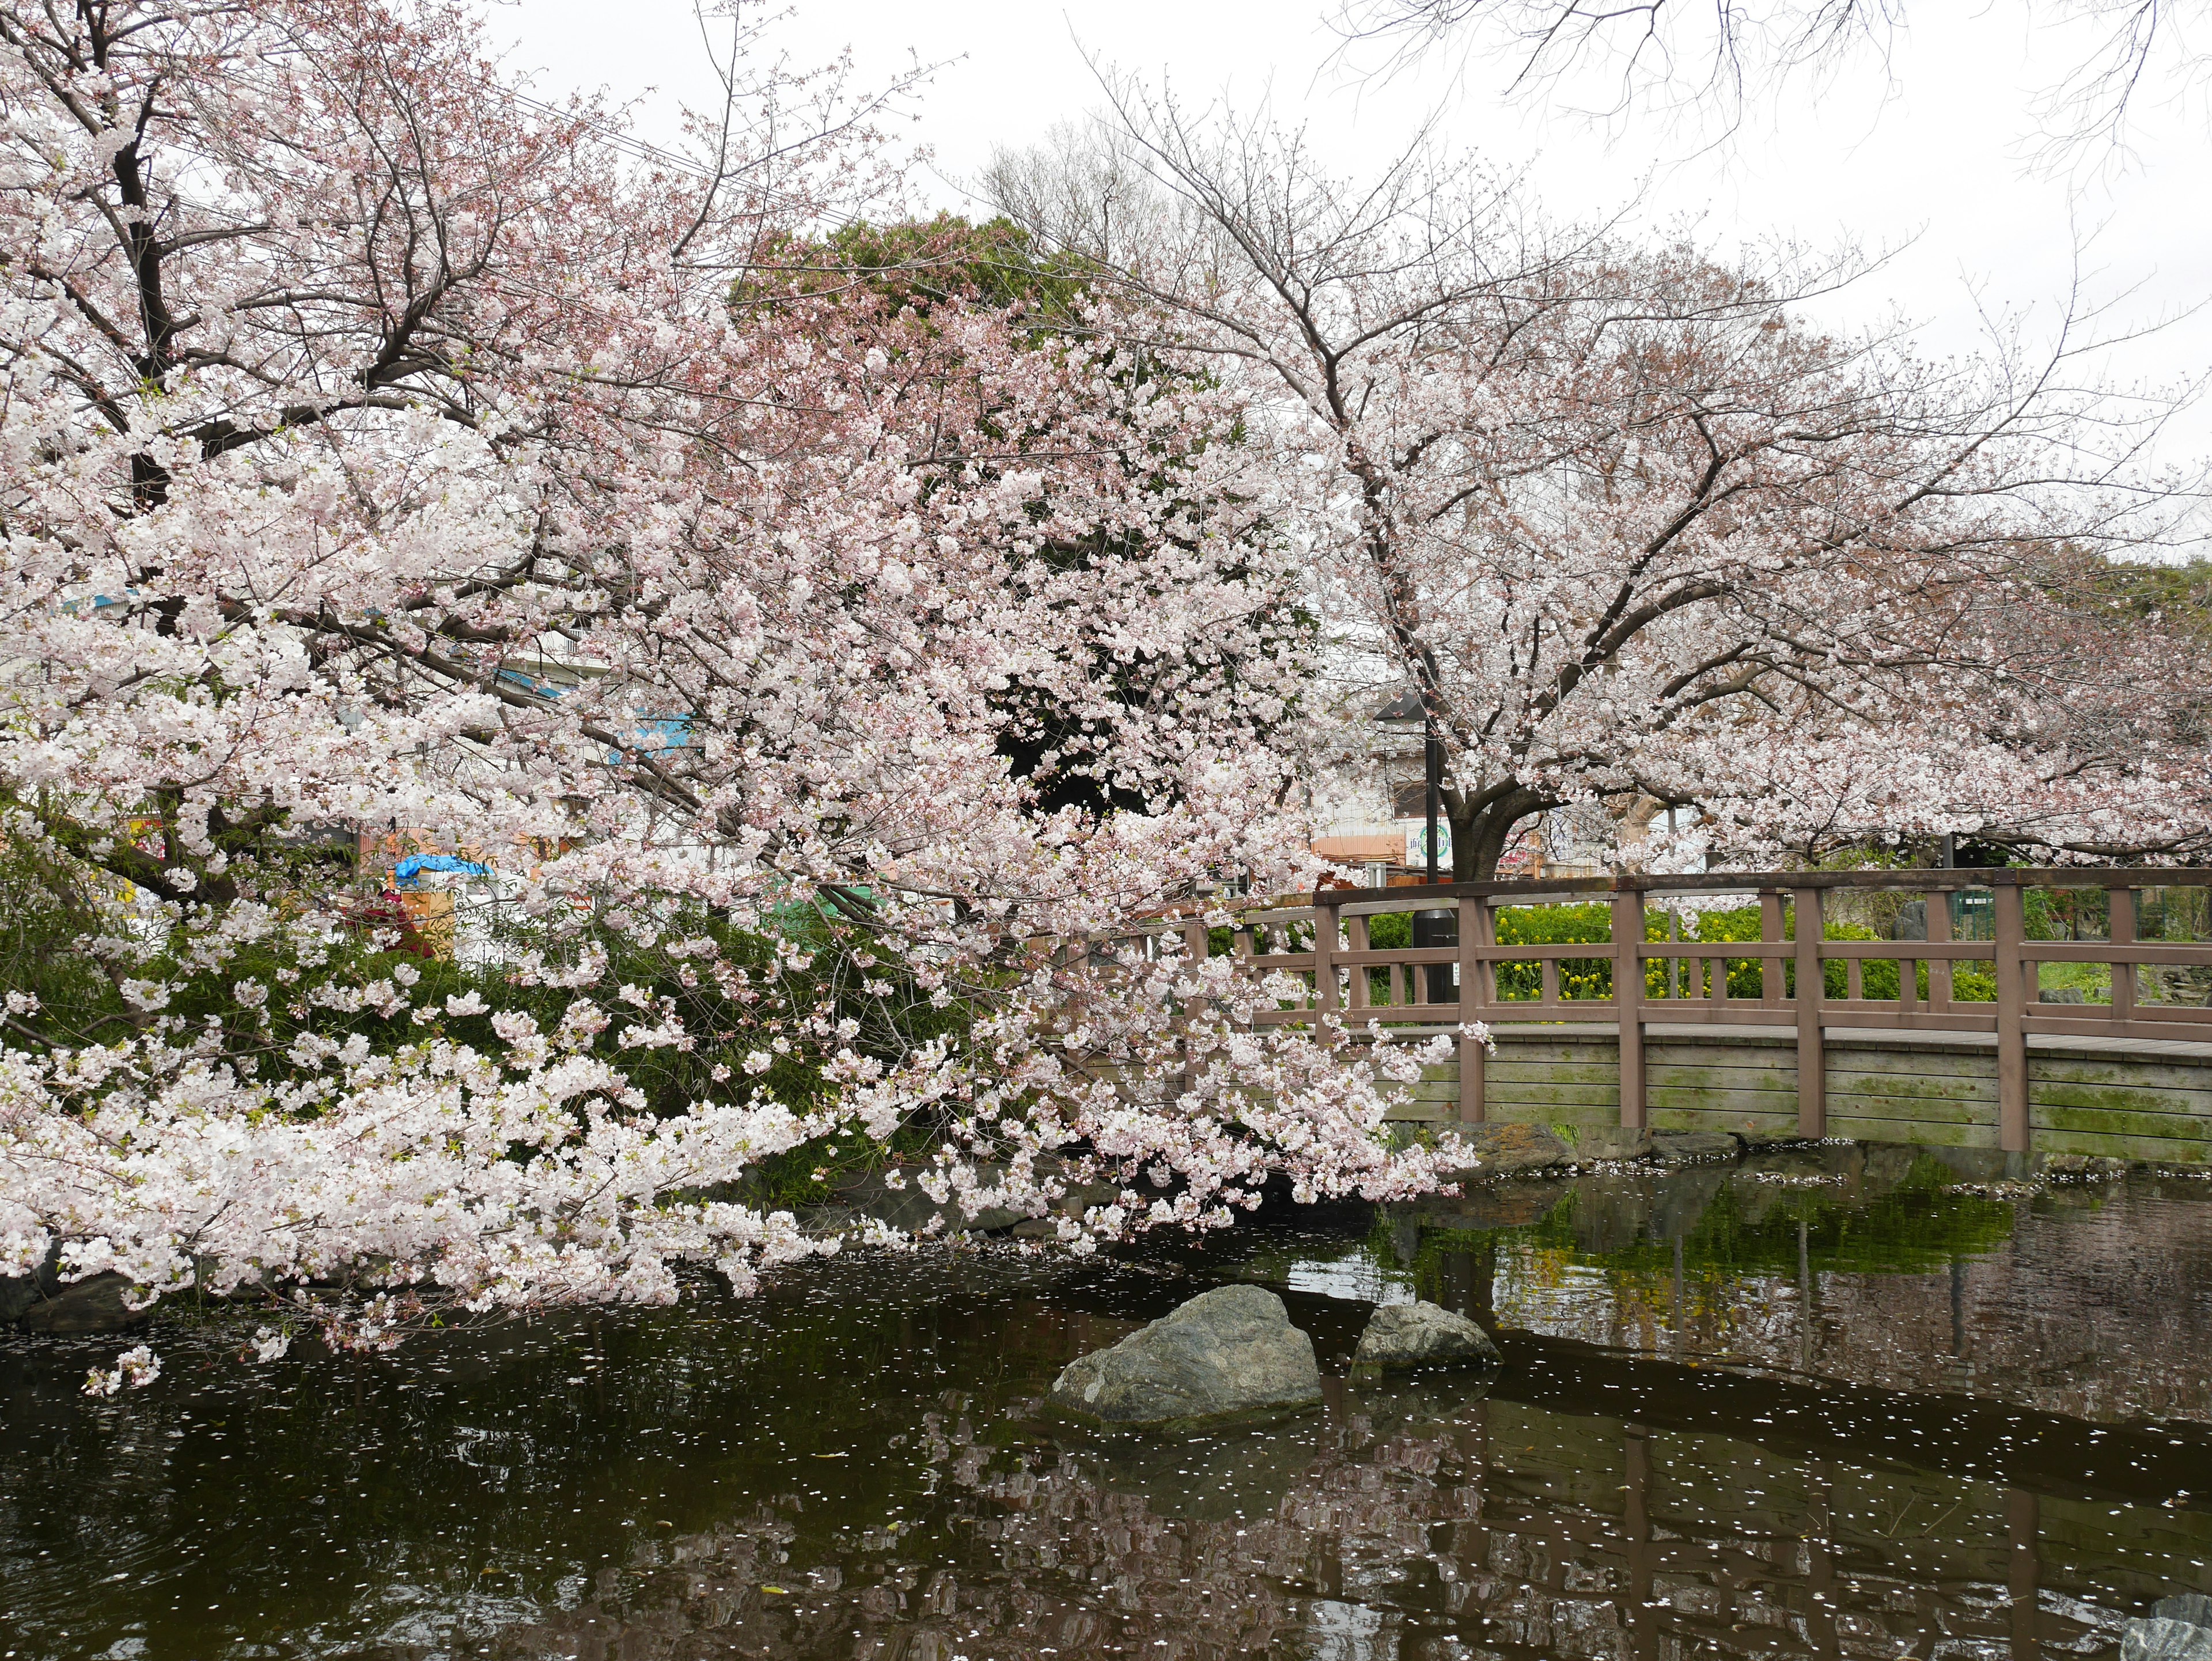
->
[[1132, 869, 2212, 1155]]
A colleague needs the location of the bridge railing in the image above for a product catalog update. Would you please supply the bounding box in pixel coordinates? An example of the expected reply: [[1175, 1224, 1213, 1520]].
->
[[1098, 868, 2212, 1155]]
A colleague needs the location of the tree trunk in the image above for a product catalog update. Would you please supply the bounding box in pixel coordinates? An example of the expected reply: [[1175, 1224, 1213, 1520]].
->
[[1449, 788, 1556, 881]]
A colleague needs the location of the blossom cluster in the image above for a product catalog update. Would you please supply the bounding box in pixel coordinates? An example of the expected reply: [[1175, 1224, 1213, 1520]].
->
[[0, 0, 1455, 1376]]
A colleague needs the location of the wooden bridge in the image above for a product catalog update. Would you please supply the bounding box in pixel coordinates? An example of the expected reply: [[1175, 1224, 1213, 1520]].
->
[[1143, 868, 2212, 1171]]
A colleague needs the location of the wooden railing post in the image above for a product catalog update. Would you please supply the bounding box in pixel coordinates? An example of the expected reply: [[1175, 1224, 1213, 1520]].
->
[[1612, 888, 1646, 1130], [1794, 887, 1825, 1139], [1926, 884, 1954, 1012], [1346, 912, 1371, 1011], [1313, 902, 1339, 1020], [1760, 891, 1785, 1004], [1181, 920, 1209, 963], [1457, 894, 1486, 1122], [2110, 883, 2135, 1026], [1181, 919, 1209, 1096], [1995, 881, 2030, 1156]]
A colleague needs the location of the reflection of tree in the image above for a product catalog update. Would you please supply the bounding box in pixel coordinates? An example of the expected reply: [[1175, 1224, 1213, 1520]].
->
[[484, 1386, 2188, 1660], [1416, 1152, 2017, 1284], [7, 1221, 2211, 1660], [1396, 1161, 2212, 1426]]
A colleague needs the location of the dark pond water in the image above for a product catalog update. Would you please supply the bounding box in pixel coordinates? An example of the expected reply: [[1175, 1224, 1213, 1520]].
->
[[5, 1145, 2212, 1661]]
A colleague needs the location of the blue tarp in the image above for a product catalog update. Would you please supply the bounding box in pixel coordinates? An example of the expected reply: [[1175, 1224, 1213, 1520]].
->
[[393, 854, 491, 889]]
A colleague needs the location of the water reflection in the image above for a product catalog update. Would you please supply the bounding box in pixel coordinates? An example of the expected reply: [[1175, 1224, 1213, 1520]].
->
[[421, 1383, 2212, 1661], [1, 1166, 2209, 1660], [1332, 1151, 2212, 1427]]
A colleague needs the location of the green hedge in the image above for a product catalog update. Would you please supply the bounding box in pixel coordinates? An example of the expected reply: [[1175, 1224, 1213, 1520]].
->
[[1353, 902, 1997, 1004]]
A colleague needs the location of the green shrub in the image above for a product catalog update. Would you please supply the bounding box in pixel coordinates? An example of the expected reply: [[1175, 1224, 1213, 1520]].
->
[[1342, 899, 1999, 1005]]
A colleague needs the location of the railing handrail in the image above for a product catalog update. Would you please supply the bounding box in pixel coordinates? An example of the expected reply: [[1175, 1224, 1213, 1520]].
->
[[1291, 864, 2212, 907], [1073, 865, 2212, 1160]]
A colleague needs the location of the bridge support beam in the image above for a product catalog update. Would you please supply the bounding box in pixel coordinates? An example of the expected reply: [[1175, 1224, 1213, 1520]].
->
[[1458, 895, 1487, 1122], [1995, 883, 2030, 1156], [1794, 888, 1826, 1140], [1613, 891, 1646, 1130]]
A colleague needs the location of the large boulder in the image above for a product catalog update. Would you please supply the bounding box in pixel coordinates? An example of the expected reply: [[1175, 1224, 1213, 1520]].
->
[[1574, 1126, 1653, 1163], [11, 1271, 152, 1335], [1651, 1130, 1740, 1164], [1049, 1285, 1322, 1428], [1353, 1300, 1502, 1370], [2156, 1596, 2212, 1629], [1434, 1122, 1574, 1179], [2123, 1618, 2212, 1661]]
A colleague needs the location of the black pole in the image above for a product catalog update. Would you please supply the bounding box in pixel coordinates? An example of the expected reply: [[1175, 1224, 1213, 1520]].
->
[[1424, 716, 1442, 886]]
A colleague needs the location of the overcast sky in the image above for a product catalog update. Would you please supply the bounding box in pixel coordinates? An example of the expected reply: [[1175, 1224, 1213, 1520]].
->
[[492, 0, 2212, 489]]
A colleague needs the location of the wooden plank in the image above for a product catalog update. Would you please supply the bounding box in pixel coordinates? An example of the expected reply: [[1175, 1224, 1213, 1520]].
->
[[1481, 1082, 1624, 1110], [1827, 1115, 2000, 1149], [1487, 1061, 1626, 1087], [2030, 1081, 2212, 1118], [2035, 1129, 2210, 1163], [1823, 1065, 1998, 1096], [1823, 1095, 1994, 1126], [1646, 1087, 1802, 1118], [2029, 1102, 2212, 1140], [1488, 1042, 1619, 1061], [1813, 1057, 2008, 1084], [2029, 1057, 2212, 1093], [1646, 1080, 1800, 1108], [1828, 1070, 1995, 1104]]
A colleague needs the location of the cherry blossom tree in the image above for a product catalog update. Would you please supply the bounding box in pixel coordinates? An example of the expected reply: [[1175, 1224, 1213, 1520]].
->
[[986, 100, 2210, 877], [1327, 0, 2212, 167], [0, 0, 1456, 1372]]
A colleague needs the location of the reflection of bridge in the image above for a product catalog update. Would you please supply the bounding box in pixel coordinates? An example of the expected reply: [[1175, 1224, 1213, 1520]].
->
[[1158, 869, 2212, 1169]]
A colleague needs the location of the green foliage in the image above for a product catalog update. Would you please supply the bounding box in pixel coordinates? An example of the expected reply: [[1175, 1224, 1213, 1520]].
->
[[0, 828, 973, 1143], [1412, 1153, 2017, 1286], [1344, 898, 2002, 1006], [2071, 555, 2212, 640], [732, 213, 1090, 333]]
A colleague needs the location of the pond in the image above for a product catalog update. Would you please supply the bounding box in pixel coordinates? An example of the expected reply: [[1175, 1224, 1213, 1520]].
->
[[5, 1147, 2210, 1660]]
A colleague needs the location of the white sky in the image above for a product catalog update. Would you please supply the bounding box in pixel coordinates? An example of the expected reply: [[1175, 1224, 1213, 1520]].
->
[[491, 0, 2212, 486]]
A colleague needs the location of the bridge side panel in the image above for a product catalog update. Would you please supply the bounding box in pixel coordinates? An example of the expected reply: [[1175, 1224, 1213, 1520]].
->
[[1388, 1032, 1623, 1136], [2030, 1052, 2212, 1165], [1645, 1036, 1798, 1139], [1823, 1041, 2002, 1152]]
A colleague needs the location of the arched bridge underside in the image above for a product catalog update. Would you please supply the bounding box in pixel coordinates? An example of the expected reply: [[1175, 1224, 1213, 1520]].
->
[[1144, 869, 2212, 1175]]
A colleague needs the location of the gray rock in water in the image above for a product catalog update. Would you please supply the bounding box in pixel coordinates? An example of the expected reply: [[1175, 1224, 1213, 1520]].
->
[[2123, 1617, 2212, 1661], [1049, 1285, 1322, 1428], [0, 1271, 47, 1326], [1, 1244, 61, 1326], [2155, 1596, 2212, 1630], [1651, 1130, 1740, 1164], [1434, 1122, 1574, 1179], [1353, 1300, 1502, 1370], [1575, 1127, 1653, 1163], [12, 1270, 152, 1335]]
